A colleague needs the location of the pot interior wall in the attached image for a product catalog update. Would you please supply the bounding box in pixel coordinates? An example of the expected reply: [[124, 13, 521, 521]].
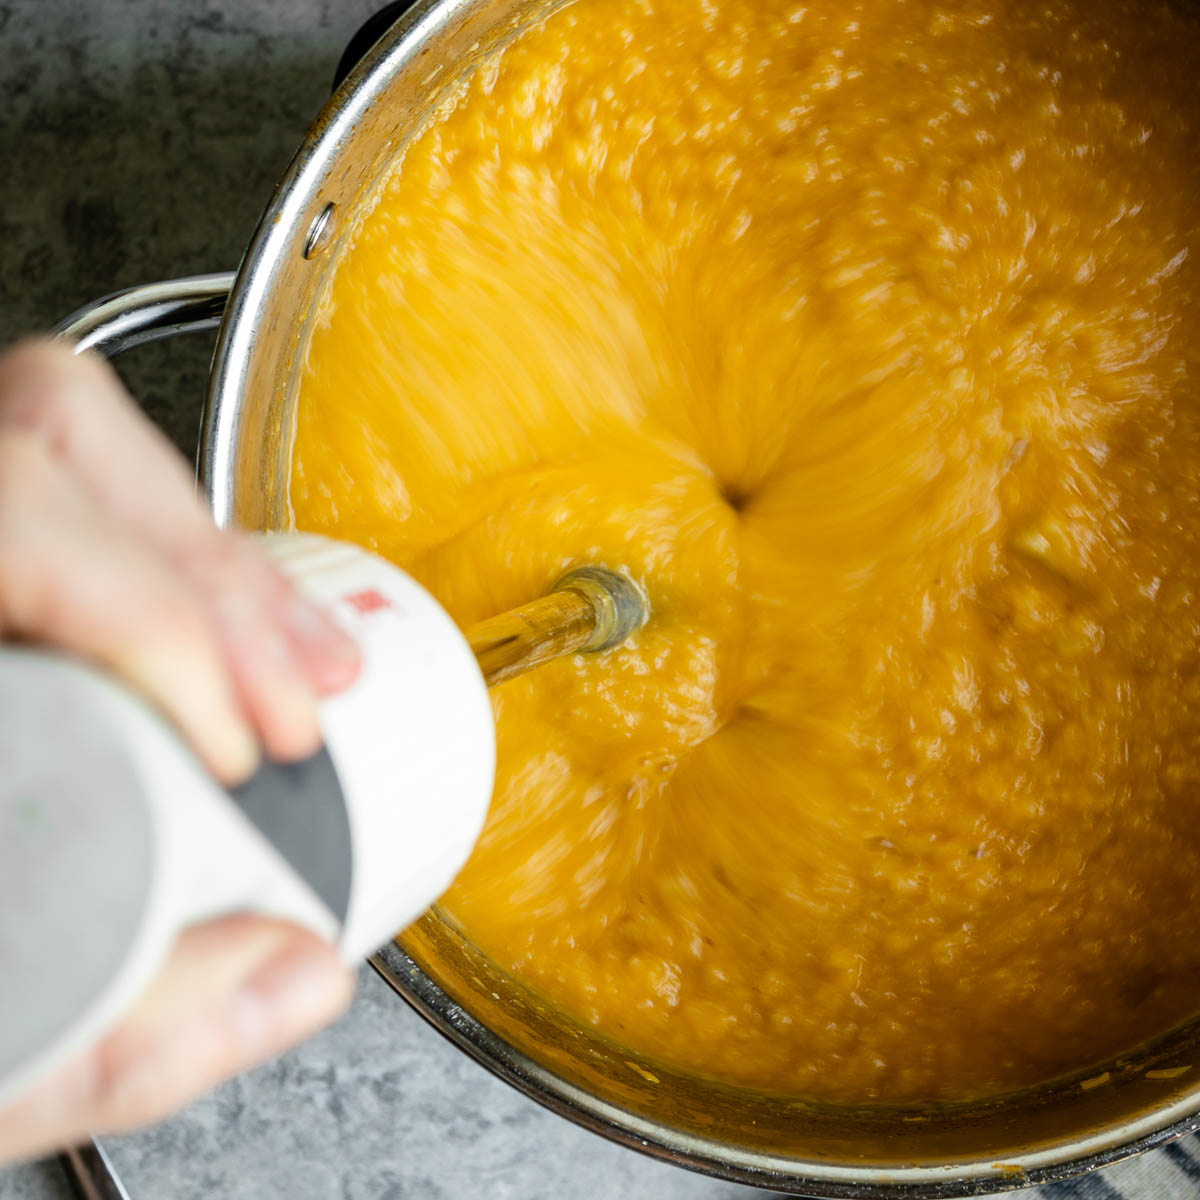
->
[[210, 0, 1200, 1188]]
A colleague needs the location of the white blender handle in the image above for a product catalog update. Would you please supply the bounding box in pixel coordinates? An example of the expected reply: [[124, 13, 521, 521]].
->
[[0, 535, 496, 1109], [0, 646, 339, 1110]]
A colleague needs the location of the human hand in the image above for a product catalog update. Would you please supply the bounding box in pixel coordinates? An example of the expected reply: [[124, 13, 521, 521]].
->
[[0, 340, 360, 1162]]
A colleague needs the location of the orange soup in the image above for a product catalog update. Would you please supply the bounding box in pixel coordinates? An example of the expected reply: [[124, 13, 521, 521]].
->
[[290, 0, 1200, 1103]]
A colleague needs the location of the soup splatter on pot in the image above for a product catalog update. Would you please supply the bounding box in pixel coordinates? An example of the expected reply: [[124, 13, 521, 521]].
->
[[289, 0, 1200, 1104]]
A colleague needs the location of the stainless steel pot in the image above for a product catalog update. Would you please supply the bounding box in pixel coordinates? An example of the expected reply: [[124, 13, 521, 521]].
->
[[56, 1, 1200, 1193]]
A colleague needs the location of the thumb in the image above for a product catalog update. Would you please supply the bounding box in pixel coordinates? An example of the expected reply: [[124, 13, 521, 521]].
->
[[0, 915, 354, 1163]]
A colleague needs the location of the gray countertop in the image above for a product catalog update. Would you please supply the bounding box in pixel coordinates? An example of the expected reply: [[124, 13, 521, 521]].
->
[[0, 2, 1198, 1197]]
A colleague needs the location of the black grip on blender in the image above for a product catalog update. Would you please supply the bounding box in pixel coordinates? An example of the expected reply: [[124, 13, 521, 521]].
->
[[228, 746, 353, 925], [333, 1, 422, 92]]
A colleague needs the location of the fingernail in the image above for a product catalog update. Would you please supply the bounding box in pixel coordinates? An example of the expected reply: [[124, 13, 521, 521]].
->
[[288, 593, 360, 667], [253, 622, 326, 754], [287, 595, 361, 695], [230, 945, 351, 1056]]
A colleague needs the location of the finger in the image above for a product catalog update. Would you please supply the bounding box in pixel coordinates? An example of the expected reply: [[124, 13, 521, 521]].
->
[[280, 581, 364, 694], [0, 430, 258, 782], [0, 338, 359, 695], [246, 549, 362, 695], [168, 532, 329, 762], [0, 340, 360, 747], [167, 536, 360, 758], [0, 916, 353, 1162], [0, 341, 210, 538]]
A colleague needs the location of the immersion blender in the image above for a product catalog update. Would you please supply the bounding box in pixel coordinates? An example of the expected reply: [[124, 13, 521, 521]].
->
[[0, 533, 645, 1109]]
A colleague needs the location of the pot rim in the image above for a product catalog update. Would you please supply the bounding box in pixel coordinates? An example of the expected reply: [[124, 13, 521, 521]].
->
[[197, 2, 1200, 1193], [368, 942, 1200, 1198], [201, 0, 487, 529]]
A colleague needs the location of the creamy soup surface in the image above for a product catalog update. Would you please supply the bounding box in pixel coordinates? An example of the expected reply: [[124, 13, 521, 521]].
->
[[290, 0, 1200, 1103]]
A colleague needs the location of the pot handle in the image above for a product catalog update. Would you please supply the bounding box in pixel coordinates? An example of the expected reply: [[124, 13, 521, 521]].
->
[[55, 0, 416, 360], [53, 273, 236, 359], [332, 1, 420, 92]]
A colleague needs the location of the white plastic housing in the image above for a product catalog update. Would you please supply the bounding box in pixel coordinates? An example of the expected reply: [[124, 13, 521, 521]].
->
[[0, 535, 495, 1109], [263, 534, 496, 961]]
